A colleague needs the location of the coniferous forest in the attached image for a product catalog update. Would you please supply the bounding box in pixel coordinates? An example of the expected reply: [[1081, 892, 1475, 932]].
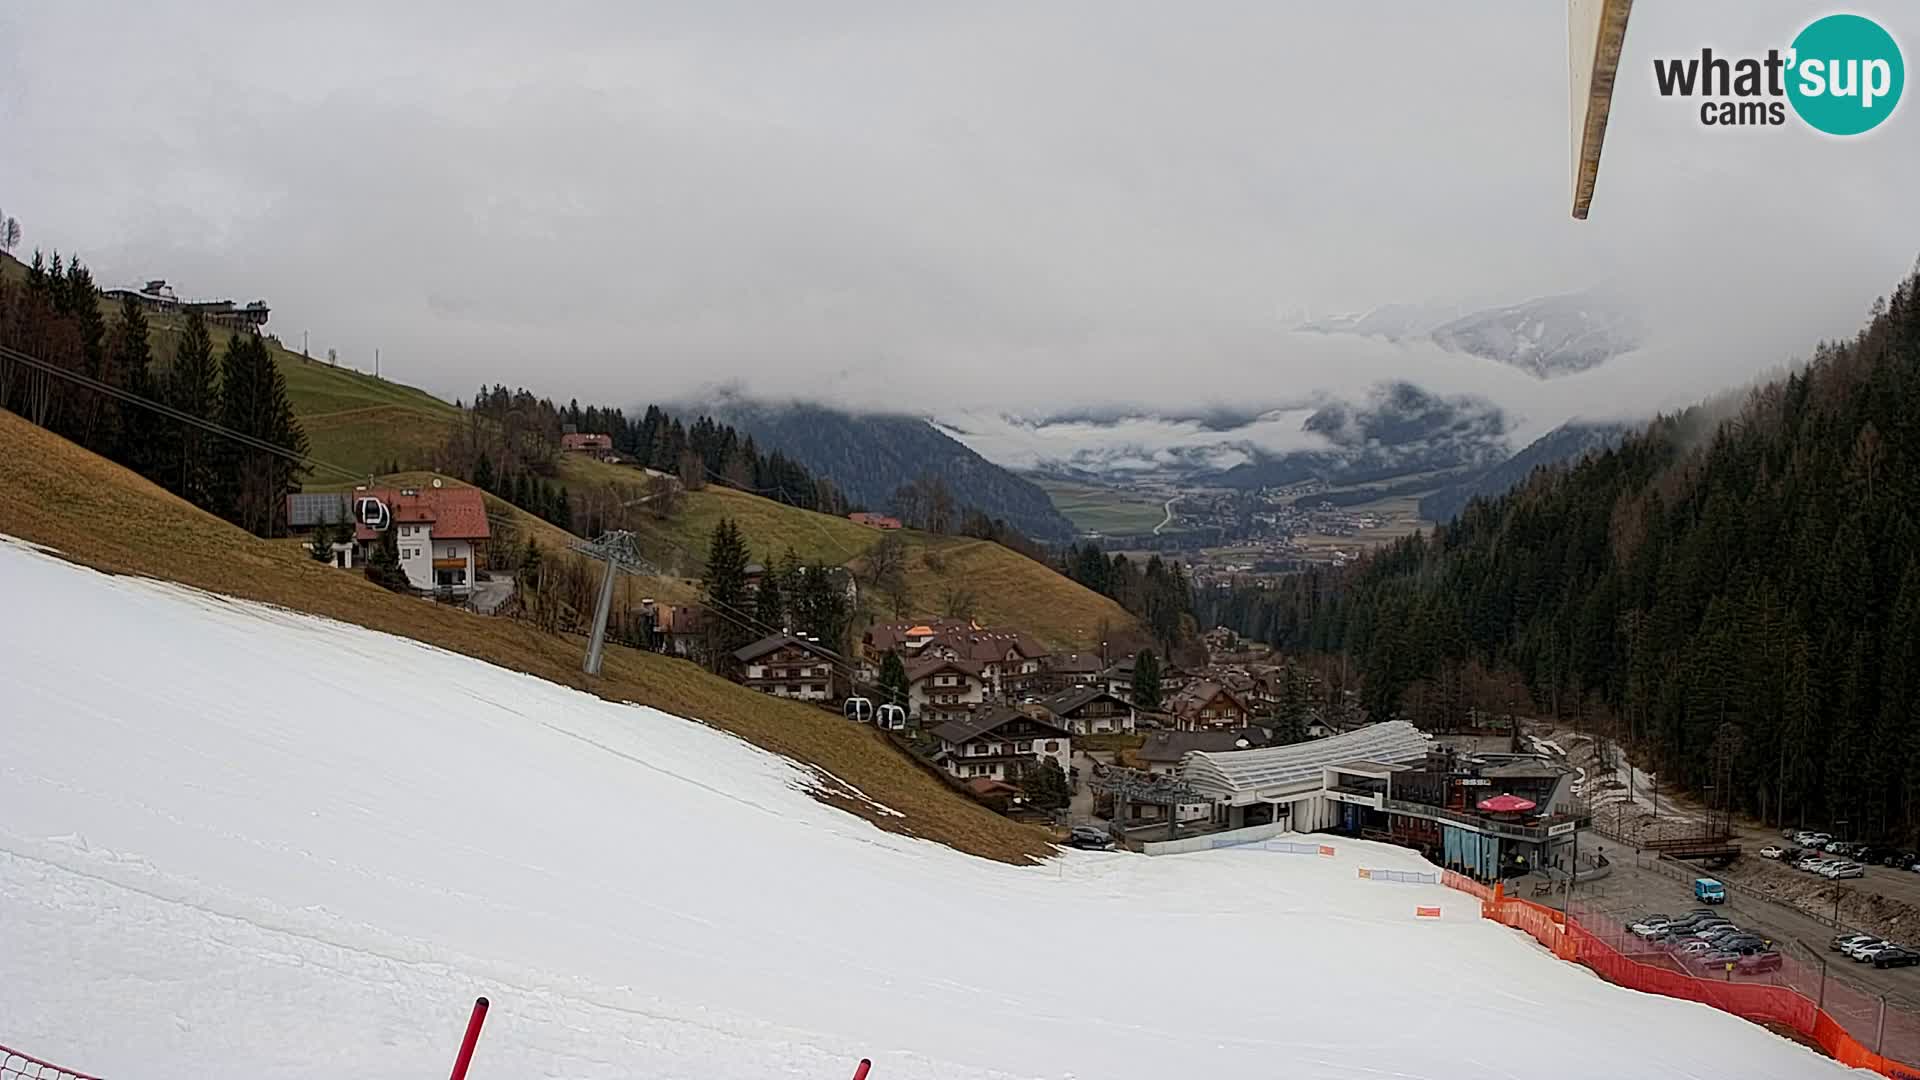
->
[[0, 251, 308, 536], [446, 385, 847, 518], [1203, 265, 1920, 840]]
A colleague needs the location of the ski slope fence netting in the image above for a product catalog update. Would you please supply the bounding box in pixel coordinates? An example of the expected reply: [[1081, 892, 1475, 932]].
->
[[1357, 867, 1440, 885], [2, 1045, 103, 1080], [1439, 871, 1920, 1079]]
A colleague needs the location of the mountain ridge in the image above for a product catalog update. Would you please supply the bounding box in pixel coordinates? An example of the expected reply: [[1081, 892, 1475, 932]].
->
[[691, 398, 1078, 542]]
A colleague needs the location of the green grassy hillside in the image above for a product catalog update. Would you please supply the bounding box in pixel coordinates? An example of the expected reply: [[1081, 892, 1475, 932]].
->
[[1, 250, 457, 481], [556, 455, 1140, 652], [0, 248, 1139, 651]]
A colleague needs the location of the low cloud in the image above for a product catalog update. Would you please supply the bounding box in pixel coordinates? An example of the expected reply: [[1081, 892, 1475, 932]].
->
[[0, 1, 1912, 453]]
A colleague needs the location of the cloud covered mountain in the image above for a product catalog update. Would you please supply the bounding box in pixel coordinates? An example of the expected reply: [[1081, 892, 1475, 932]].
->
[[1297, 289, 1643, 379], [1212, 382, 1511, 488], [944, 381, 1514, 490]]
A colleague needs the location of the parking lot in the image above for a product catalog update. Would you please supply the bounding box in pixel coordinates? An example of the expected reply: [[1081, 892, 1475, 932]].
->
[[1566, 829, 1920, 1060]]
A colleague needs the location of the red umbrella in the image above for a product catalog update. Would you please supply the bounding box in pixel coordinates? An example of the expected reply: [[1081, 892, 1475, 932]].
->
[[1477, 792, 1537, 813]]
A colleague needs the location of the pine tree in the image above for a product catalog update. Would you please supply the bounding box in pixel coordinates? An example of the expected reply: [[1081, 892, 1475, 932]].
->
[[363, 525, 411, 592], [108, 296, 161, 481], [1133, 649, 1163, 710], [474, 451, 495, 493], [214, 333, 309, 536], [701, 517, 753, 669], [754, 558, 786, 631], [309, 515, 337, 561], [1018, 758, 1071, 811], [165, 312, 220, 509], [877, 650, 909, 707]]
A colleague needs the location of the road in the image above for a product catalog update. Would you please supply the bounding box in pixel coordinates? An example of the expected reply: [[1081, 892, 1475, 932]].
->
[[1067, 748, 1112, 826], [1152, 496, 1177, 535], [1552, 722, 1920, 931]]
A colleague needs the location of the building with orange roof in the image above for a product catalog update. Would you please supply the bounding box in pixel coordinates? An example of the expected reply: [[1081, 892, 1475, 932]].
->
[[347, 482, 491, 594]]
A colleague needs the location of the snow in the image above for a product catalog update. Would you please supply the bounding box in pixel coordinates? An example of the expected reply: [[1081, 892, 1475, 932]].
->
[[0, 538, 1852, 1080]]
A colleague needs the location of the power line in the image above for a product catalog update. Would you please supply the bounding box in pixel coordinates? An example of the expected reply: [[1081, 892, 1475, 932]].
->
[[3, 341, 896, 695], [0, 343, 365, 484]]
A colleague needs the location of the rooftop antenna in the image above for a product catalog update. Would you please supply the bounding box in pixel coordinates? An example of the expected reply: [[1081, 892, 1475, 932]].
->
[[571, 530, 658, 676]]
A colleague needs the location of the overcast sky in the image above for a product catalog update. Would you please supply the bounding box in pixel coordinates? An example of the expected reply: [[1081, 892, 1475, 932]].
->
[[3, 2, 1916, 459]]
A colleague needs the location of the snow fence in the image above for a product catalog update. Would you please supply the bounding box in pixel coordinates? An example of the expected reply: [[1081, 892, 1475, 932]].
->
[[2, 1045, 104, 1080], [1442, 873, 1920, 1079]]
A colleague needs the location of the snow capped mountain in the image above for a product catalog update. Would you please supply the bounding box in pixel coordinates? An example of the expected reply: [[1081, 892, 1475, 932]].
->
[[1294, 301, 1467, 341], [0, 537, 1849, 1080], [1428, 292, 1643, 379], [1295, 289, 1643, 380]]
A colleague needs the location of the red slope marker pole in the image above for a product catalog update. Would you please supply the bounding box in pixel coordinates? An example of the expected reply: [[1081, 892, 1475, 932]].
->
[[449, 996, 490, 1080], [851, 1058, 872, 1080]]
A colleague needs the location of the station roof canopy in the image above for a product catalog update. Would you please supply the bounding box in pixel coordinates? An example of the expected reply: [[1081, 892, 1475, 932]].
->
[[1184, 721, 1431, 801]]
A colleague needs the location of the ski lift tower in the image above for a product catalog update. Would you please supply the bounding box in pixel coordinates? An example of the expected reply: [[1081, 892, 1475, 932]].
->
[[571, 530, 658, 677]]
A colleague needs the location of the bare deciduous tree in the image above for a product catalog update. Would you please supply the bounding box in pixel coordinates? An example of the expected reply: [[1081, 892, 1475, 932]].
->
[[940, 584, 977, 620]]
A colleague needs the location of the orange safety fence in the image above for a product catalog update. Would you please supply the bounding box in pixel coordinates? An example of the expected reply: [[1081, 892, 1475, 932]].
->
[[1447, 879, 1920, 1080], [1440, 869, 1493, 902]]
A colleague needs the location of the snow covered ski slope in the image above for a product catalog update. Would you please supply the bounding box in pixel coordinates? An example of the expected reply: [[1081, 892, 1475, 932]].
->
[[0, 538, 1852, 1079]]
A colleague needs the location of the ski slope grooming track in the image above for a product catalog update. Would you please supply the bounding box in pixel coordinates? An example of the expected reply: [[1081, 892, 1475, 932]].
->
[[0, 537, 1851, 1080]]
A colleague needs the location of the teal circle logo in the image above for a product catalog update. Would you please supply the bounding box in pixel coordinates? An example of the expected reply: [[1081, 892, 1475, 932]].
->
[[1787, 14, 1904, 135]]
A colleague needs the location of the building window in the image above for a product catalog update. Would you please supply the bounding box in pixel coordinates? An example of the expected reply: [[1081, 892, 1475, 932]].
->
[[1044, 741, 1059, 752]]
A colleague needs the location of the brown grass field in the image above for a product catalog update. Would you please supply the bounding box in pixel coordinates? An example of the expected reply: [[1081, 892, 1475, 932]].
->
[[0, 409, 1052, 864]]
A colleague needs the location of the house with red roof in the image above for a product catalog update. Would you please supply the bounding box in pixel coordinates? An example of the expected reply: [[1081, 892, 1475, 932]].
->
[[349, 483, 491, 594]]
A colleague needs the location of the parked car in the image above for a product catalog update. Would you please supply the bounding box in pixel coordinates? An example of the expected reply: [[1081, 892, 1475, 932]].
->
[[1833, 933, 1878, 952], [1844, 938, 1891, 961], [1673, 940, 1715, 957], [1826, 863, 1867, 880], [1694, 877, 1727, 903], [1856, 942, 1903, 964], [1886, 851, 1918, 868], [1760, 845, 1786, 860], [1066, 825, 1114, 850], [1874, 948, 1920, 969], [1663, 917, 1728, 938], [1738, 951, 1785, 974]]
